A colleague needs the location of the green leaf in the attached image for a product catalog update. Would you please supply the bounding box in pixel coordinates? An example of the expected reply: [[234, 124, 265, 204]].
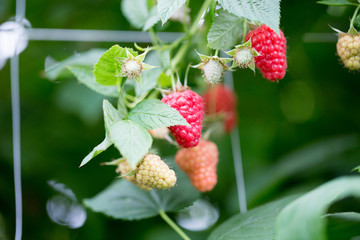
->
[[93, 45, 137, 86], [247, 135, 358, 204], [117, 92, 128, 119], [143, 6, 161, 31], [45, 49, 105, 80], [121, 0, 149, 29], [317, 0, 358, 6], [326, 212, 360, 240], [128, 99, 189, 130], [84, 163, 200, 220], [54, 81, 104, 125], [67, 65, 118, 97], [354, 14, 360, 31], [207, 9, 245, 50], [80, 135, 112, 167], [158, 72, 172, 88], [102, 99, 122, 131], [109, 120, 152, 168], [209, 195, 299, 240], [159, 50, 171, 70], [217, 0, 280, 34], [157, 0, 186, 25], [276, 176, 360, 240]]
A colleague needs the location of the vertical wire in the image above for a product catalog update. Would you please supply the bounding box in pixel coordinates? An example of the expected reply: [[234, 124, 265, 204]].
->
[[11, 54, 22, 240], [16, 0, 26, 21], [224, 70, 248, 213], [13, 0, 26, 239]]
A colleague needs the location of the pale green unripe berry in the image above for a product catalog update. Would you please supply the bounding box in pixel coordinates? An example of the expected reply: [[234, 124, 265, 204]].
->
[[116, 160, 152, 191], [337, 33, 360, 71], [234, 48, 253, 68], [202, 59, 224, 85], [122, 59, 143, 78], [135, 154, 176, 190]]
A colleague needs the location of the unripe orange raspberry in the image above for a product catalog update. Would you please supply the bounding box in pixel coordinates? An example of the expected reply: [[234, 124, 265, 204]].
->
[[175, 140, 219, 192], [190, 166, 217, 192], [337, 33, 360, 70]]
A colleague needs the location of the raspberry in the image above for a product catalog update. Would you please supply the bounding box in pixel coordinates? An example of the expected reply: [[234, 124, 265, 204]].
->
[[135, 154, 177, 190], [117, 154, 176, 190], [202, 59, 225, 85], [337, 33, 360, 70], [116, 160, 152, 191], [161, 90, 204, 148], [190, 166, 217, 192], [245, 25, 287, 81], [122, 59, 143, 78], [234, 47, 253, 68], [175, 140, 219, 192], [202, 85, 237, 132]]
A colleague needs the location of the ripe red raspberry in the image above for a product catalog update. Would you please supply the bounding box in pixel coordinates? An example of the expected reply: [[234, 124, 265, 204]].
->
[[337, 33, 360, 70], [245, 25, 287, 81], [161, 90, 204, 148], [175, 140, 219, 192], [202, 85, 237, 132]]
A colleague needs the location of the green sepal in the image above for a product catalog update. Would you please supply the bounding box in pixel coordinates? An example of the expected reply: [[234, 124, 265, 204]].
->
[[329, 25, 344, 34], [119, 169, 136, 177], [252, 48, 260, 57], [115, 57, 127, 66], [194, 50, 232, 70], [126, 48, 136, 58], [135, 47, 151, 62], [195, 50, 211, 61], [235, 38, 252, 49], [135, 75, 142, 84], [101, 158, 125, 166], [348, 25, 359, 35], [221, 57, 233, 64], [249, 60, 256, 73], [225, 49, 237, 56], [142, 62, 157, 71], [192, 62, 205, 69]]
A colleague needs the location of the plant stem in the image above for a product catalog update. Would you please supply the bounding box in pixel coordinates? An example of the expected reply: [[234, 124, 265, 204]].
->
[[171, 0, 213, 71], [242, 19, 248, 43], [350, 5, 360, 32], [159, 210, 190, 240], [188, 0, 212, 37]]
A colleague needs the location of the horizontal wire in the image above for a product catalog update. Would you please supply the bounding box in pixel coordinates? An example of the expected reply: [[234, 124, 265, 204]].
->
[[27, 28, 183, 43]]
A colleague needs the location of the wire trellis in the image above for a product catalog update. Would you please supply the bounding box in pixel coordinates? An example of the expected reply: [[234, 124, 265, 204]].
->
[[7, 1, 248, 239]]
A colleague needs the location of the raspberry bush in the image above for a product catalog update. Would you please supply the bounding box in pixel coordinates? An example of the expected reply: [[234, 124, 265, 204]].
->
[[39, 0, 360, 239]]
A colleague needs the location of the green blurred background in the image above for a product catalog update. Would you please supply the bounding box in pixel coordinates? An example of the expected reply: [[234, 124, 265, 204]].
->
[[1, 0, 360, 239]]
